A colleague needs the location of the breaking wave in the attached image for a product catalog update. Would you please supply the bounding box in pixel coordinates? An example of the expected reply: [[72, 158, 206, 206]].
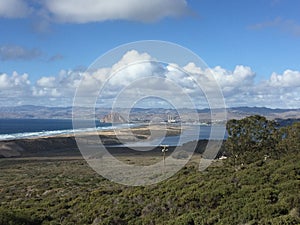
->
[[0, 124, 133, 141]]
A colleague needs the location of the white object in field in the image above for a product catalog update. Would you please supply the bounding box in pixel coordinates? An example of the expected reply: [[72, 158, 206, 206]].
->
[[219, 156, 227, 160], [160, 145, 169, 152], [167, 115, 176, 123], [160, 145, 169, 175]]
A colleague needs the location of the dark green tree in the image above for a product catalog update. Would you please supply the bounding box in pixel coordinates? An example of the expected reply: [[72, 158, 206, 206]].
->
[[0, 209, 41, 225], [277, 122, 300, 154], [226, 115, 279, 165]]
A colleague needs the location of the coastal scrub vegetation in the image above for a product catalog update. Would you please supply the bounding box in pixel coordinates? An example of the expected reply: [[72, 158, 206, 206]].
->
[[0, 116, 299, 224]]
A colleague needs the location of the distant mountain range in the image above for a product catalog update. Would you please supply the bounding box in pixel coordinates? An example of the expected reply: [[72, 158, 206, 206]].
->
[[0, 105, 299, 123]]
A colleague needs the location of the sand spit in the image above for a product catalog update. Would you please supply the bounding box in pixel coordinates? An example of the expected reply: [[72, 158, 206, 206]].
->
[[0, 125, 182, 158]]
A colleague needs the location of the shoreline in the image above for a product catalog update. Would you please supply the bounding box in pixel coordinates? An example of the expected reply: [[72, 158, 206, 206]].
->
[[0, 124, 225, 159], [0, 123, 182, 141], [0, 124, 183, 158]]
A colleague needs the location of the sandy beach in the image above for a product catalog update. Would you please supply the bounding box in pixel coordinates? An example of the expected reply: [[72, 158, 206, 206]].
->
[[0, 124, 182, 158]]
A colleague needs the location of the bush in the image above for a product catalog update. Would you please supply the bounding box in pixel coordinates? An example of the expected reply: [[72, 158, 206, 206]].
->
[[0, 209, 41, 225]]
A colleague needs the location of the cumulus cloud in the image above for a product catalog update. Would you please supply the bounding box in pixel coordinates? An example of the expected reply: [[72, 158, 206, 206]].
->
[[179, 63, 300, 108], [268, 69, 300, 88], [1, 50, 300, 108], [210, 65, 255, 95], [0, 72, 31, 102], [0, 72, 30, 90], [0, 74, 11, 90], [33, 69, 82, 97], [36, 76, 56, 88], [43, 0, 189, 23], [0, 0, 31, 18], [0, 45, 42, 61], [166, 63, 198, 90], [108, 50, 159, 86], [181, 63, 256, 98], [253, 69, 300, 108]]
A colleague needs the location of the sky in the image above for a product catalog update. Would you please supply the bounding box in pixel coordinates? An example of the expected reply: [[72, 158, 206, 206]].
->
[[0, 0, 300, 109]]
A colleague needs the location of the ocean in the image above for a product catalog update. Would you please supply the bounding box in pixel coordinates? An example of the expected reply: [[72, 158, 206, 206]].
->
[[0, 119, 113, 140], [0, 119, 227, 144]]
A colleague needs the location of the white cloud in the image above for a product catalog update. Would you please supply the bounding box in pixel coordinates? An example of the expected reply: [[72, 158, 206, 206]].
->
[[0, 74, 11, 89], [1, 50, 300, 109], [182, 63, 300, 108], [251, 69, 300, 108], [166, 63, 199, 93], [0, 72, 31, 100], [49, 51, 156, 100], [33, 69, 82, 97], [108, 50, 158, 86], [210, 65, 255, 95], [269, 69, 300, 88], [44, 0, 189, 23], [181, 63, 256, 97], [111, 50, 153, 71], [37, 76, 56, 88], [0, 72, 30, 90], [0, 0, 31, 18], [0, 0, 189, 25]]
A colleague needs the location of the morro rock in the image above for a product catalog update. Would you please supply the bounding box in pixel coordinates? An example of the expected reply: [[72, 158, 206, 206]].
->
[[101, 112, 128, 123]]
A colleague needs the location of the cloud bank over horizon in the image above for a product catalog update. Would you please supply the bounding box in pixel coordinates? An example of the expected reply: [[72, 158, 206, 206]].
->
[[0, 50, 299, 109]]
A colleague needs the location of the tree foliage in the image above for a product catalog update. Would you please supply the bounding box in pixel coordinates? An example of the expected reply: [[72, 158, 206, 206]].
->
[[226, 115, 279, 164], [277, 122, 300, 154], [0, 209, 41, 225], [1, 152, 299, 225]]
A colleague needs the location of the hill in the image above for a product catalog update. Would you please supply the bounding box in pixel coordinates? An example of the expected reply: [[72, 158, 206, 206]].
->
[[0, 105, 299, 122], [0, 117, 299, 224], [0, 151, 299, 224]]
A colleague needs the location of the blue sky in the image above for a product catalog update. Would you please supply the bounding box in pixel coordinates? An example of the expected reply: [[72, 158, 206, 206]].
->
[[0, 0, 300, 108]]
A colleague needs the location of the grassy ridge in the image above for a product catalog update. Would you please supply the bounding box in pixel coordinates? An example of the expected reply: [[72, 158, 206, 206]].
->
[[0, 151, 299, 225]]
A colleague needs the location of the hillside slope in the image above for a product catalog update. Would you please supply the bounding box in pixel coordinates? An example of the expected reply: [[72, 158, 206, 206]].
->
[[0, 152, 299, 224]]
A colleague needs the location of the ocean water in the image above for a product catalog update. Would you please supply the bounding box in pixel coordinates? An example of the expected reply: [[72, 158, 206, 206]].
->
[[0, 119, 227, 143], [0, 119, 113, 140]]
